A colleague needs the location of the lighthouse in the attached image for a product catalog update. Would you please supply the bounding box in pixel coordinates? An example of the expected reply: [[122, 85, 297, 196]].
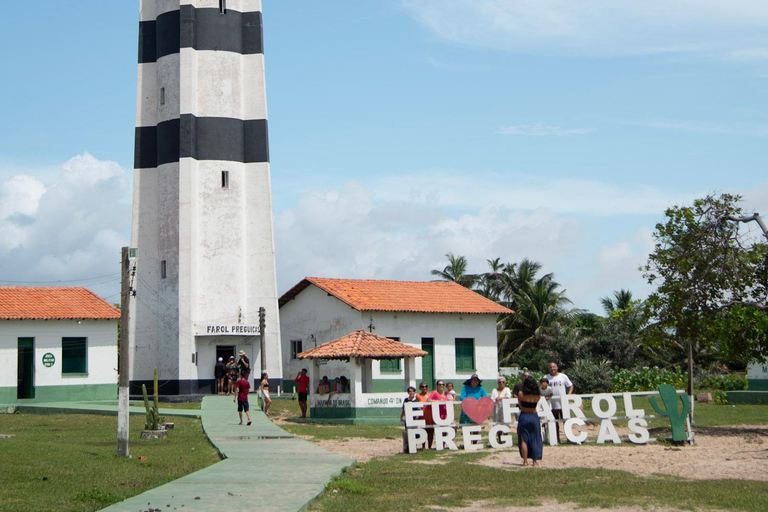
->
[[129, 0, 281, 394]]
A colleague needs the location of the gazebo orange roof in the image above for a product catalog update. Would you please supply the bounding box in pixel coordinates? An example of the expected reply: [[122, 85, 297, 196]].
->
[[297, 330, 428, 360]]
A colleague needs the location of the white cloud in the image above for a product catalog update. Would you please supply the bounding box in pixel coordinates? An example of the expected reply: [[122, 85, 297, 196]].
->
[[0, 152, 130, 298], [274, 181, 581, 293], [370, 171, 694, 216], [496, 124, 594, 136], [624, 118, 768, 137], [400, 0, 768, 61]]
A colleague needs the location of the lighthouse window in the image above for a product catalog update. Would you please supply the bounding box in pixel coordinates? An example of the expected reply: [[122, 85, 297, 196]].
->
[[160, 87, 165, 105], [160, 260, 167, 279], [221, 171, 229, 189], [219, 0, 226, 14]]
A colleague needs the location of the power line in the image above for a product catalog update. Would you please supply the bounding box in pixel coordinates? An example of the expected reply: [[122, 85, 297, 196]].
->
[[0, 272, 120, 284]]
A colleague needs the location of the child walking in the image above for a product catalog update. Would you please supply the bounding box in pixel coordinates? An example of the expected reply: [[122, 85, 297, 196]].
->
[[234, 374, 252, 425]]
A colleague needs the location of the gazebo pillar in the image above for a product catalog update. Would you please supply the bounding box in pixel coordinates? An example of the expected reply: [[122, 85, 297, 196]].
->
[[404, 356, 416, 390], [349, 357, 362, 408]]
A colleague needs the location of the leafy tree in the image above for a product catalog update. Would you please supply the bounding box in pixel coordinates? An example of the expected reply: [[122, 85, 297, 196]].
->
[[430, 253, 478, 288], [642, 194, 768, 365]]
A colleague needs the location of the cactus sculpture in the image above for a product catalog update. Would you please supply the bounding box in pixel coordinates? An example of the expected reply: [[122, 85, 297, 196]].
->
[[142, 367, 161, 430], [650, 384, 690, 442]]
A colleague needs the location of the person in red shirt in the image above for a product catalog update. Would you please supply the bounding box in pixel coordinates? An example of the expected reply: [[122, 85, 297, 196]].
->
[[234, 375, 251, 425], [295, 368, 310, 418]]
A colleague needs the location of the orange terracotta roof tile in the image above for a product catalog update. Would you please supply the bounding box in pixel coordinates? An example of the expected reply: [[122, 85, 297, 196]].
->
[[0, 287, 121, 320], [298, 330, 428, 360], [280, 277, 512, 315]]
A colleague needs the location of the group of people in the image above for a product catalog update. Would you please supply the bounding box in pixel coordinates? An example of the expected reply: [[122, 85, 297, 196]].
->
[[213, 351, 274, 424], [400, 361, 574, 467]]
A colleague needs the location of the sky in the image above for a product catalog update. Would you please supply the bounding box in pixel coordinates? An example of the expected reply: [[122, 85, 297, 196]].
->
[[1, 0, 767, 313]]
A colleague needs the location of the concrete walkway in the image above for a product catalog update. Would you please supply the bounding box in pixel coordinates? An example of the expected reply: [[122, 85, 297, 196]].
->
[[97, 395, 354, 512]]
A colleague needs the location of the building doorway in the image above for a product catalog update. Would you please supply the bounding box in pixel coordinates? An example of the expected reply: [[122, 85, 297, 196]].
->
[[421, 337, 435, 389], [216, 345, 236, 366], [17, 338, 35, 399]]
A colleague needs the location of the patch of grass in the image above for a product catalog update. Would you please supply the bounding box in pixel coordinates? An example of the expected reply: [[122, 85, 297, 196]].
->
[[310, 450, 768, 512], [0, 413, 220, 512]]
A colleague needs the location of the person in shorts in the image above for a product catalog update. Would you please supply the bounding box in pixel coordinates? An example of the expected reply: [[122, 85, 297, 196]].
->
[[234, 374, 251, 425], [295, 368, 310, 418]]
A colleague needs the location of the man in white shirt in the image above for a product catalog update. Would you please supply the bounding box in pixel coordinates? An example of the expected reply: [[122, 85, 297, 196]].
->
[[544, 361, 573, 443]]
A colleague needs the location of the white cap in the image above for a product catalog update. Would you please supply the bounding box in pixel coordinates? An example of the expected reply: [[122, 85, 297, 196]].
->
[[218, 357, 223, 362]]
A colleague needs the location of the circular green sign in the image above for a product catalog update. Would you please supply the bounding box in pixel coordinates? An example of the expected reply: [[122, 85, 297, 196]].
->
[[42, 353, 55, 368]]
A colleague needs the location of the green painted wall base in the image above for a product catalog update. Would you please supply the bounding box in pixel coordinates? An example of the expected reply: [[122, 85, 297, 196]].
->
[[0, 384, 116, 404], [747, 379, 768, 391], [310, 406, 401, 425], [726, 391, 768, 404]]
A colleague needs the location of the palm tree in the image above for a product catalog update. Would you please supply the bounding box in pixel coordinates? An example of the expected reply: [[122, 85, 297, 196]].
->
[[430, 253, 478, 288], [497, 272, 574, 363], [600, 289, 634, 315], [478, 257, 505, 300]]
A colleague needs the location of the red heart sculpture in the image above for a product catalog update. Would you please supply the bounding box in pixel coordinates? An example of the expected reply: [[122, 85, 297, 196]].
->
[[461, 396, 495, 424]]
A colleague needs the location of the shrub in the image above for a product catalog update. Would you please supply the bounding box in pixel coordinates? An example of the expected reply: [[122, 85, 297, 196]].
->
[[611, 366, 687, 392], [697, 373, 747, 391], [713, 390, 729, 405], [568, 357, 613, 394]]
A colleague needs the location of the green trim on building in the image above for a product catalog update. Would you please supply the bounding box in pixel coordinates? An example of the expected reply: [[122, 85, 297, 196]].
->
[[726, 390, 768, 404], [310, 406, 401, 425], [747, 379, 768, 391], [0, 384, 116, 404]]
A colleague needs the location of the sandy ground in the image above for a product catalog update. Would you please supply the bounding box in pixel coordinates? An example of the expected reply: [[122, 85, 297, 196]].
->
[[302, 424, 768, 482], [424, 499, 723, 512]]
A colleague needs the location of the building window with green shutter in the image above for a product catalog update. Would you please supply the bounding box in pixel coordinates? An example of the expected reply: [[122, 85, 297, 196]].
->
[[380, 337, 402, 372], [455, 338, 475, 372], [290, 340, 302, 360], [62, 337, 87, 375]]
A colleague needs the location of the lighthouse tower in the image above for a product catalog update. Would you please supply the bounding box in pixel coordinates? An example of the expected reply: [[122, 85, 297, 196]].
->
[[129, 0, 281, 394]]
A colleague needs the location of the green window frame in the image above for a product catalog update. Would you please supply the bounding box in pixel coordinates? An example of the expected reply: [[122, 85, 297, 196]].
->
[[455, 338, 475, 372], [380, 337, 402, 373], [62, 337, 87, 375], [290, 340, 302, 360]]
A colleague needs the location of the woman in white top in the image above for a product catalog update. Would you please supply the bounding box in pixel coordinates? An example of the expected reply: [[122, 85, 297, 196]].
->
[[491, 377, 512, 423]]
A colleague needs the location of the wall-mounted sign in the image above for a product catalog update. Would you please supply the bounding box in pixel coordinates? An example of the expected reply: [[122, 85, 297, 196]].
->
[[194, 324, 260, 336], [42, 353, 55, 368]]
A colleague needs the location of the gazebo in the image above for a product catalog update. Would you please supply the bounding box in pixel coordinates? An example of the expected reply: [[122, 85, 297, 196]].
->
[[298, 330, 427, 424]]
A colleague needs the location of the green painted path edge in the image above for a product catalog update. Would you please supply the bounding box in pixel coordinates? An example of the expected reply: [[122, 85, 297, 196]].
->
[[93, 395, 354, 512]]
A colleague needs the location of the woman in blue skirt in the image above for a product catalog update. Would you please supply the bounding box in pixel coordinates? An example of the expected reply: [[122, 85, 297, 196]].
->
[[516, 376, 543, 466]]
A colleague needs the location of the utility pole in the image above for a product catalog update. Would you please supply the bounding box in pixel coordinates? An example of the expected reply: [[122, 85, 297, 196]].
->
[[117, 247, 133, 457], [259, 307, 266, 374]]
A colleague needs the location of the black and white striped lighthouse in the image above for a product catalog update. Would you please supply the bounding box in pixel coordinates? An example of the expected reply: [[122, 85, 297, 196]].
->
[[129, 0, 282, 394]]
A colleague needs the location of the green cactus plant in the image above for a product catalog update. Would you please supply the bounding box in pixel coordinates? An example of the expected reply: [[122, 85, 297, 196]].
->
[[141, 367, 161, 430], [650, 384, 690, 442]]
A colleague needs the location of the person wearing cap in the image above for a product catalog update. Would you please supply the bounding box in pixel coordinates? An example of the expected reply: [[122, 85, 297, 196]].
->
[[491, 376, 512, 423], [226, 356, 238, 395], [237, 350, 250, 377], [459, 374, 488, 424], [214, 357, 226, 394]]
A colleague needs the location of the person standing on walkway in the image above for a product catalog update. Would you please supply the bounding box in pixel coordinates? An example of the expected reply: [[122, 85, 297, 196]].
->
[[295, 368, 310, 418], [260, 372, 272, 416], [234, 374, 252, 425], [226, 356, 238, 395], [214, 357, 226, 394], [237, 350, 250, 377]]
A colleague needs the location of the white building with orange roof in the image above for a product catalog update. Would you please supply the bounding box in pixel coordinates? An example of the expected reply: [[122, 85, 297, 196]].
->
[[0, 287, 120, 403], [278, 277, 512, 423]]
